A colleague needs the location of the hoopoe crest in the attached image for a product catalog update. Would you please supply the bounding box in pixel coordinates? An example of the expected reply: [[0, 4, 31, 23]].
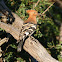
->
[[24, 9, 38, 24]]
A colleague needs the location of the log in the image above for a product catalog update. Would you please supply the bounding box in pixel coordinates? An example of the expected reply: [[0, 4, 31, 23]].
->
[[12, 12, 24, 30], [0, 22, 20, 40], [23, 36, 59, 62], [0, 12, 59, 62], [0, 12, 24, 40]]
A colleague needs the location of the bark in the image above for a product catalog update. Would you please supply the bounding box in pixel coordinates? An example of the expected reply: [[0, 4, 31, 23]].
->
[[12, 12, 24, 30], [23, 36, 59, 62], [0, 12, 24, 40], [0, 21, 20, 40]]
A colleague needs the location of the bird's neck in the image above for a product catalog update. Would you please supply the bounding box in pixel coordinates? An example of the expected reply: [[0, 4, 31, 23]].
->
[[28, 15, 37, 23], [24, 15, 37, 24]]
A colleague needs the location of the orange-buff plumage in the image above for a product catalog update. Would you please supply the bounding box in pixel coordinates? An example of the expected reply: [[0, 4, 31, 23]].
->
[[24, 9, 38, 24]]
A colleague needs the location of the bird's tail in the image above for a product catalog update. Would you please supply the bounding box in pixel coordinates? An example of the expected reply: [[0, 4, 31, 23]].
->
[[17, 40, 24, 52]]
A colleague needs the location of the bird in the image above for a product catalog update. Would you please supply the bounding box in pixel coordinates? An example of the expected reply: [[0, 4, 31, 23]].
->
[[17, 9, 38, 52]]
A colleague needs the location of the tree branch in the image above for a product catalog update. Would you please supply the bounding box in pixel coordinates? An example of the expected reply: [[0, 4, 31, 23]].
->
[[38, 2, 54, 16], [0, 12, 59, 62], [0, 21, 20, 40], [23, 36, 59, 62], [12, 12, 24, 30]]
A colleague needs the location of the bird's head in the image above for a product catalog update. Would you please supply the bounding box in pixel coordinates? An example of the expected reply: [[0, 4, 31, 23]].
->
[[26, 9, 38, 16]]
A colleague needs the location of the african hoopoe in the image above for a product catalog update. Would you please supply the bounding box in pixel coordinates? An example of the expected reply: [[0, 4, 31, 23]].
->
[[17, 9, 38, 52]]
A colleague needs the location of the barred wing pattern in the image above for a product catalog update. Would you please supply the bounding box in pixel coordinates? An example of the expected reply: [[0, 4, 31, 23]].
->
[[17, 23, 37, 51]]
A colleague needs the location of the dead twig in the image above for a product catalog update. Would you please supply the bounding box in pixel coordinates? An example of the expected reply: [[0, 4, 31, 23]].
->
[[38, 2, 55, 17], [33, 0, 54, 16], [41, 2, 54, 16], [33, 0, 40, 9]]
